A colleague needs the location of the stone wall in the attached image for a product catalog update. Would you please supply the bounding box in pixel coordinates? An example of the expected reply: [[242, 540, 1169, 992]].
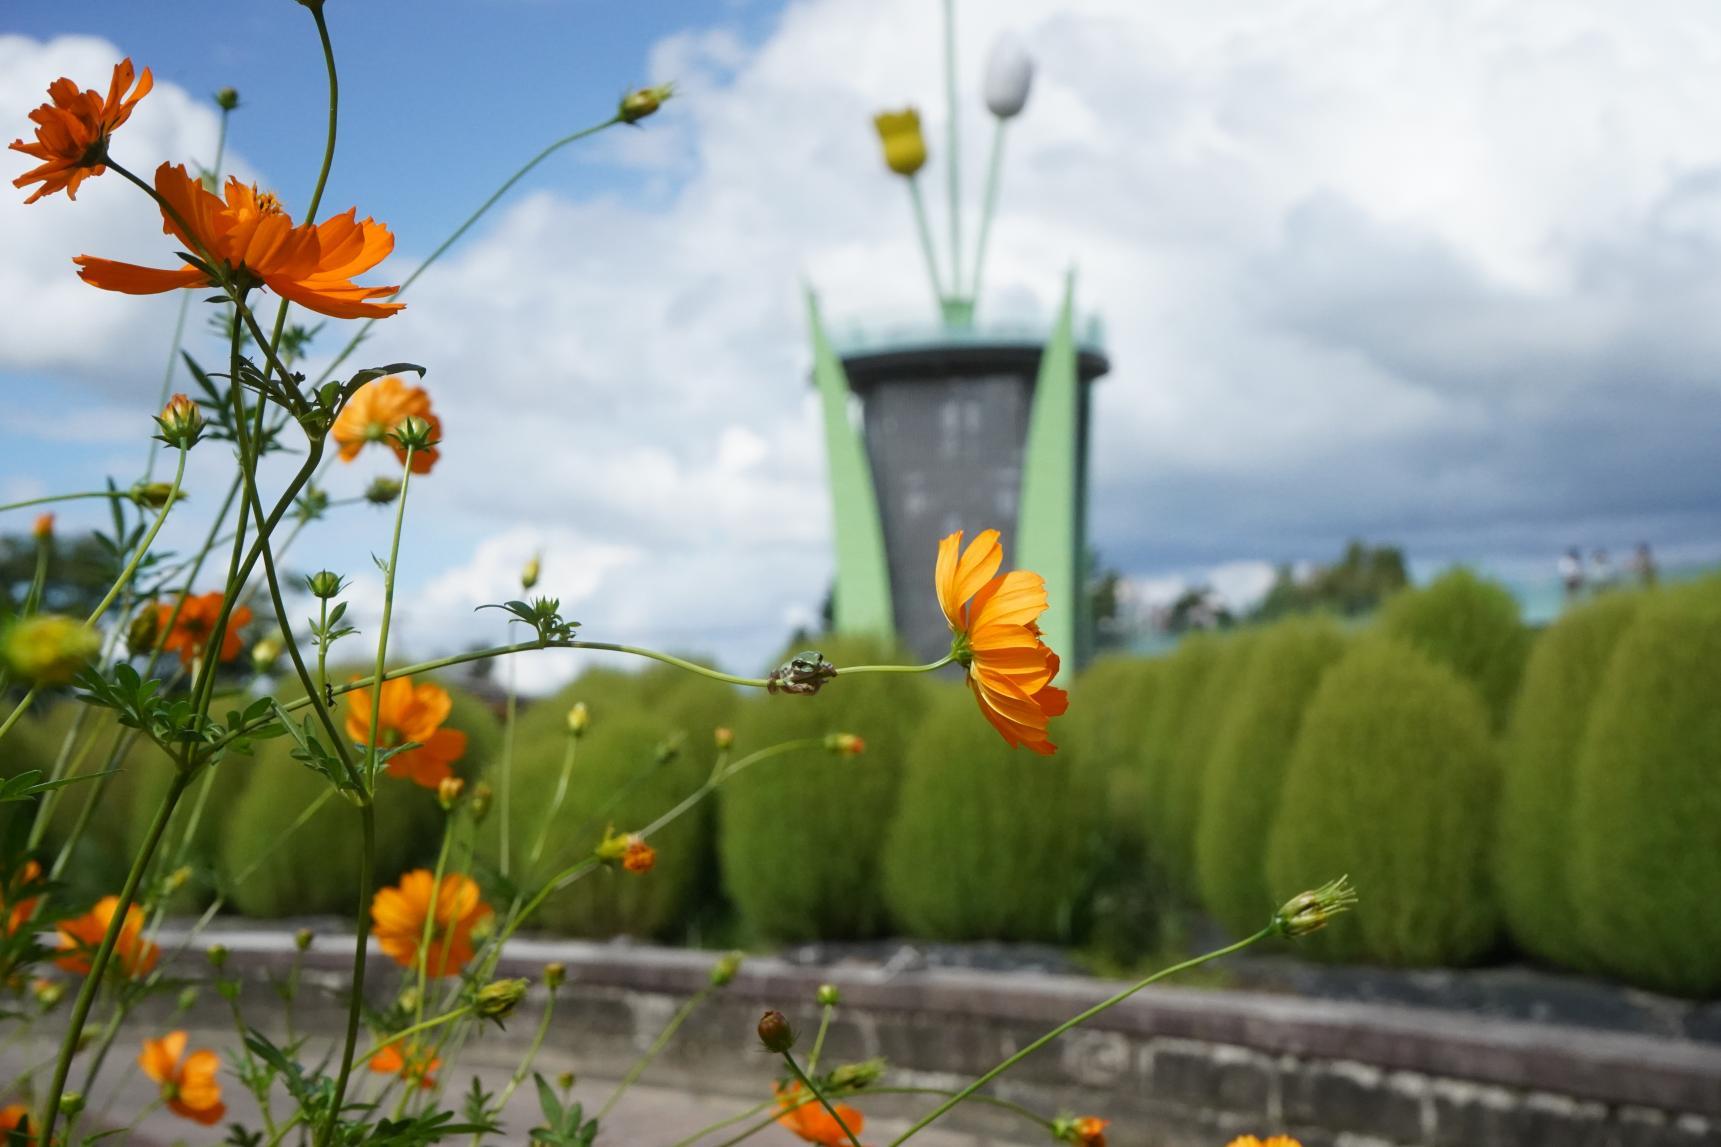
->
[[198, 931, 1721, 1147]]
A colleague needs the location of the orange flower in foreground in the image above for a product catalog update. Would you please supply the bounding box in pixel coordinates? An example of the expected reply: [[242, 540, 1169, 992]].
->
[[1071, 1117, 1109, 1147], [3, 859, 43, 936], [371, 870, 492, 977], [56, 895, 159, 979], [346, 677, 468, 788], [622, 837, 656, 874], [331, 376, 443, 474], [775, 1082, 866, 1147], [139, 1031, 226, 1125], [10, 57, 152, 204], [73, 163, 404, 320], [935, 529, 1068, 755], [155, 591, 252, 666], [0, 1104, 35, 1144], [369, 1041, 441, 1090], [1224, 1138, 1302, 1147]]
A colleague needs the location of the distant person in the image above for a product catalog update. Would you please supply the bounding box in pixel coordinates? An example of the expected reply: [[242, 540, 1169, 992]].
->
[[1559, 547, 1585, 600], [1631, 542, 1659, 589], [1590, 548, 1619, 594]]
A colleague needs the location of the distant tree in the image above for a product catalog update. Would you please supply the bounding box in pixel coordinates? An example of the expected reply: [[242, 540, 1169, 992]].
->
[[1252, 539, 1408, 621], [0, 529, 116, 620], [1161, 586, 1233, 634]]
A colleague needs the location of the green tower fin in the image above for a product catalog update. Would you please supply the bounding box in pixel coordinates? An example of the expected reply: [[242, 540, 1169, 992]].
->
[[1016, 272, 1080, 680], [805, 286, 895, 637]]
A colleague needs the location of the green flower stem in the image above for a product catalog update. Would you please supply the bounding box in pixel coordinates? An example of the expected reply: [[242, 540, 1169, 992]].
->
[[47, 727, 140, 881], [704, 1087, 1054, 1147], [0, 490, 131, 513], [835, 653, 954, 675], [34, 770, 192, 1146], [413, 815, 457, 1033], [322, 805, 375, 1144], [311, 114, 624, 388], [885, 926, 1276, 1147], [943, 0, 962, 300], [805, 1003, 835, 1077], [0, 687, 40, 747], [489, 988, 558, 1127], [26, 704, 96, 849], [499, 629, 520, 879], [352, 1004, 475, 1067], [598, 985, 715, 1120], [303, 2, 340, 225], [907, 176, 948, 305], [666, 1098, 776, 1147], [967, 117, 1007, 312], [780, 1051, 863, 1147], [362, 443, 417, 786], [87, 446, 185, 625], [527, 731, 579, 873]]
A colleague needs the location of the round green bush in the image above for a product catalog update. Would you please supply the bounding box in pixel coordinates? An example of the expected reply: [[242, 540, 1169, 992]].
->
[[1377, 568, 1529, 729], [1568, 587, 1721, 995], [1265, 637, 1500, 965], [882, 684, 1098, 940], [1494, 592, 1643, 971], [507, 660, 738, 751], [1061, 655, 1163, 845], [1140, 634, 1220, 878], [718, 636, 930, 941], [1197, 617, 1347, 938]]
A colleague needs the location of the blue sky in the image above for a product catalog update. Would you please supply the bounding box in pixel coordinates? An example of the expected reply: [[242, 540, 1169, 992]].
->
[[6, 1, 1721, 686]]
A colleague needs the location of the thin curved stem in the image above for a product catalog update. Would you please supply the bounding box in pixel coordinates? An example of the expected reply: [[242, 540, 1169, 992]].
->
[[87, 447, 186, 625], [781, 1051, 862, 1147], [303, 3, 340, 224], [907, 176, 948, 305], [0, 491, 127, 514], [598, 987, 714, 1120], [353, 1004, 474, 1067], [835, 654, 953, 675], [968, 118, 1006, 312]]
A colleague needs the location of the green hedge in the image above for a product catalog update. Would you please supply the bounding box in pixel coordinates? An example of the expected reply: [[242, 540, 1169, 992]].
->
[[718, 636, 929, 941], [1494, 592, 1643, 971], [1378, 568, 1529, 729], [882, 685, 1098, 940], [1140, 634, 1220, 882], [1266, 637, 1499, 964], [1061, 655, 1163, 845], [1568, 583, 1721, 995], [1197, 616, 1347, 939], [218, 679, 499, 917]]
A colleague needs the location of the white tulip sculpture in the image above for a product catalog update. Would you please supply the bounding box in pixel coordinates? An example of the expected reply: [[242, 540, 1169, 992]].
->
[[971, 30, 1034, 306]]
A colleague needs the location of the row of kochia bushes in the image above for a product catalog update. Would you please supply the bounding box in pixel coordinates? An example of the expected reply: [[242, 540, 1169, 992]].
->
[[7, 572, 1719, 997]]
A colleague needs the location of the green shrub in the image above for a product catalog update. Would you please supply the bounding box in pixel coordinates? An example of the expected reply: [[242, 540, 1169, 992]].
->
[[1377, 568, 1529, 729], [1494, 593, 1643, 971], [882, 685, 1098, 940], [507, 661, 738, 751], [218, 678, 498, 917], [1265, 637, 1500, 965], [1197, 617, 1347, 938], [718, 636, 929, 941], [1140, 635, 1219, 878], [1061, 656, 1162, 844], [1568, 587, 1721, 995]]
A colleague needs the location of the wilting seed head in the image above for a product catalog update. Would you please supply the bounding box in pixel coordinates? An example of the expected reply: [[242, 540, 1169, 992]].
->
[[816, 983, 841, 1006], [474, 977, 530, 1022], [521, 554, 541, 591], [129, 481, 181, 510], [437, 776, 465, 811], [294, 928, 314, 952], [710, 950, 744, 987], [620, 83, 674, 123], [543, 962, 567, 990], [1274, 876, 1359, 939], [215, 87, 240, 111], [206, 944, 229, 969], [390, 415, 437, 454], [306, 569, 346, 600], [566, 702, 590, 737], [1, 614, 101, 687], [756, 1009, 796, 1053], [714, 726, 735, 751], [364, 476, 402, 505], [824, 733, 865, 757], [155, 392, 206, 450]]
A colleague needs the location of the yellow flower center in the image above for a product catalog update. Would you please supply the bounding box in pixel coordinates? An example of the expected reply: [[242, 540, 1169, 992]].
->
[[255, 190, 284, 216]]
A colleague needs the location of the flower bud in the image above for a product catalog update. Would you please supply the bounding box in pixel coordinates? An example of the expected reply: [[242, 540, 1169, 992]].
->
[[816, 983, 840, 1006], [391, 415, 437, 454], [177, 985, 201, 1010], [129, 481, 181, 510], [437, 776, 465, 811], [32, 513, 54, 542], [557, 1071, 576, 1090], [709, 950, 743, 987], [59, 1092, 85, 1117], [827, 1058, 885, 1090], [873, 109, 927, 177], [294, 928, 314, 952], [126, 607, 161, 657], [544, 962, 567, 990], [566, 702, 589, 737], [824, 733, 865, 758], [306, 570, 346, 599], [620, 83, 674, 123], [1273, 875, 1359, 939], [1053, 1116, 1110, 1147], [1, 614, 100, 687], [983, 32, 1034, 119], [33, 979, 64, 1008], [155, 392, 206, 450], [215, 87, 240, 111], [364, 476, 402, 505], [251, 635, 283, 674], [521, 553, 541, 591], [397, 985, 421, 1013], [756, 1009, 796, 1053], [206, 943, 229, 969], [714, 726, 734, 751], [474, 977, 530, 1021], [470, 780, 493, 823], [623, 837, 656, 874], [164, 865, 193, 893]]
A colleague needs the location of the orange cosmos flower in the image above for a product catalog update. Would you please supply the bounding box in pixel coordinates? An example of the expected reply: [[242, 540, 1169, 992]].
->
[[775, 1082, 866, 1147], [32, 513, 53, 541], [139, 1031, 226, 1125], [622, 837, 656, 874], [73, 163, 404, 320], [370, 870, 492, 977], [155, 591, 252, 666], [3, 859, 43, 936], [1224, 1138, 1302, 1147], [0, 1105, 35, 1144], [10, 57, 152, 204], [345, 677, 468, 789], [369, 1041, 441, 1090], [330, 376, 443, 475], [55, 895, 159, 979], [1071, 1118, 1109, 1147], [935, 529, 1068, 755]]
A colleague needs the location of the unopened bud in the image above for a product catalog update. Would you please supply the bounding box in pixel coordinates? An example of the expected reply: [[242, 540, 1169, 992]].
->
[[543, 962, 567, 990], [33, 979, 64, 1008], [557, 1071, 576, 1091], [827, 1058, 885, 1090], [365, 476, 402, 505], [437, 776, 465, 811], [620, 83, 674, 123], [521, 554, 541, 591], [127, 607, 161, 657], [306, 570, 346, 599], [474, 977, 529, 1021], [756, 1009, 796, 1053], [397, 985, 421, 1013], [710, 950, 744, 987], [129, 481, 181, 510], [1, 614, 100, 687], [207, 944, 229, 969], [1274, 875, 1359, 939], [59, 1092, 85, 1117], [816, 983, 840, 1006], [164, 865, 193, 893], [470, 781, 493, 823], [714, 726, 734, 751], [155, 392, 206, 450], [252, 635, 284, 674], [294, 928, 314, 952], [824, 733, 865, 757], [391, 415, 437, 454], [566, 702, 589, 736], [32, 512, 54, 542], [215, 87, 240, 111], [177, 985, 200, 1010]]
